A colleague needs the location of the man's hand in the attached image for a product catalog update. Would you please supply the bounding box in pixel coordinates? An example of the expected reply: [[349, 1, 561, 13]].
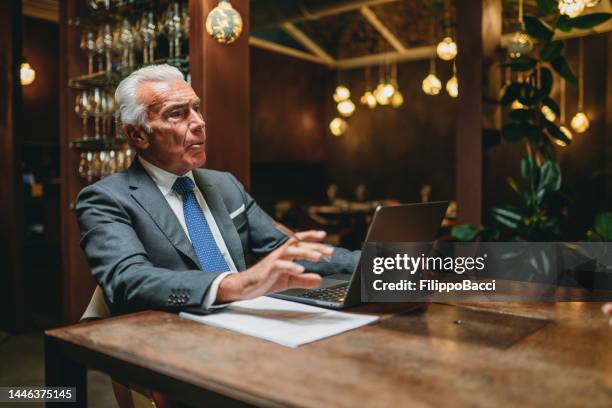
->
[[216, 230, 333, 303]]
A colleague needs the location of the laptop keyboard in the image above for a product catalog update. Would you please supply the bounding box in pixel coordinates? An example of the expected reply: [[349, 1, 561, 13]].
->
[[301, 283, 349, 303]]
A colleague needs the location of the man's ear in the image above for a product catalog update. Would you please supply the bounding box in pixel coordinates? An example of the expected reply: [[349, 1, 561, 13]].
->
[[123, 124, 149, 149]]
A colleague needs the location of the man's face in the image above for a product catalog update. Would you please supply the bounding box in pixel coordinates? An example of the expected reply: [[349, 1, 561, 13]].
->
[[126, 79, 206, 175]]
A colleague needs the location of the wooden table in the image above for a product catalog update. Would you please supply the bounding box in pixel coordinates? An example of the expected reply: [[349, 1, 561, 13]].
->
[[45, 302, 612, 407]]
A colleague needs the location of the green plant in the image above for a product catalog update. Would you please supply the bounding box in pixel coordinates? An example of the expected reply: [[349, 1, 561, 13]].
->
[[587, 212, 612, 242], [452, 155, 572, 241], [453, 3, 611, 242], [499, 3, 611, 158]]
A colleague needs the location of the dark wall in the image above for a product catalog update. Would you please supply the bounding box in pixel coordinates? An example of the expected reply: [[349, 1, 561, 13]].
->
[[21, 16, 61, 327], [251, 48, 457, 209], [483, 33, 610, 239], [324, 60, 456, 203], [22, 16, 59, 146]]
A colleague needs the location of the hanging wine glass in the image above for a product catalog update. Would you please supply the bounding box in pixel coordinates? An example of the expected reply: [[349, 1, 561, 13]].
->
[[75, 90, 90, 140], [80, 31, 97, 74], [89, 88, 103, 139], [140, 11, 157, 63], [163, 2, 184, 59], [78, 152, 88, 179], [105, 91, 115, 140], [119, 18, 135, 69], [102, 23, 114, 73]]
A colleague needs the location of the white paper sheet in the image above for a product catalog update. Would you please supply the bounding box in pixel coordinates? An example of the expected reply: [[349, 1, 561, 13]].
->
[[179, 296, 379, 348]]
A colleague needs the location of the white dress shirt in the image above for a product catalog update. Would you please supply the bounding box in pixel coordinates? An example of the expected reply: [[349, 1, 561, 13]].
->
[[138, 156, 236, 309]]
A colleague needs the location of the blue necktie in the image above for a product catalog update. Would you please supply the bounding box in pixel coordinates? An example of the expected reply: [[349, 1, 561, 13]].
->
[[172, 176, 230, 272]]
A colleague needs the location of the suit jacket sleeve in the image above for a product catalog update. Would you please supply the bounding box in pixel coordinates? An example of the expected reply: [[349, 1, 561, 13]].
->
[[76, 182, 222, 314], [226, 173, 361, 275]]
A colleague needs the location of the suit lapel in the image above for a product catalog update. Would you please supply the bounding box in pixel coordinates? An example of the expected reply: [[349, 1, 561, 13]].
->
[[127, 159, 201, 269], [193, 170, 247, 271]]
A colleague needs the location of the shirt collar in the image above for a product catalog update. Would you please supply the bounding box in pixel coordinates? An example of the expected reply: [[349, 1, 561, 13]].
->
[[138, 156, 196, 197]]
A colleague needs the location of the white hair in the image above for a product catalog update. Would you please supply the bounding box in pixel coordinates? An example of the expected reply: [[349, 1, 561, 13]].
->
[[115, 64, 185, 132]]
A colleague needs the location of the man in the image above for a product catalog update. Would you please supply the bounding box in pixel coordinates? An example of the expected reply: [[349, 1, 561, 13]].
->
[[76, 64, 358, 316]]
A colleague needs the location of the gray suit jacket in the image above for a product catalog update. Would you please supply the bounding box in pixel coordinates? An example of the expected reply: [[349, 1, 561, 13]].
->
[[76, 158, 359, 315]]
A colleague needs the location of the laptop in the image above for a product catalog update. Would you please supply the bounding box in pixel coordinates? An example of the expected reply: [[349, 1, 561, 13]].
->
[[270, 201, 449, 309]]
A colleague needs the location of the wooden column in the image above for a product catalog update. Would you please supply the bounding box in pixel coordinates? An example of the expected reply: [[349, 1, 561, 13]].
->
[[59, 0, 95, 323], [455, 0, 501, 225], [606, 33, 612, 207], [0, 0, 26, 331], [189, 0, 251, 189]]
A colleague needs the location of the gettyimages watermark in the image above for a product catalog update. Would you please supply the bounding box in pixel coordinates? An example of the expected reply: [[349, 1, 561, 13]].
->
[[360, 242, 612, 302]]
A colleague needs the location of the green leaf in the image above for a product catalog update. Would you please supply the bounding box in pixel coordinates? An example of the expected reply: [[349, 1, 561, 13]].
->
[[481, 227, 500, 241], [491, 207, 523, 229], [451, 224, 480, 242], [567, 13, 612, 30], [506, 177, 523, 199], [540, 41, 564, 62], [520, 155, 538, 186], [502, 122, 526, 142], [551, 56, 578, 87], [540, 67, 553, 96], [536, 0, 557, 16], [500, 56, 537, 72], [538, 161, 562, 194], [499, 83, 521, 105], [524, 15, 554, 42], [542, 96, 560, 115], [510, 108, 535, 122], [556, 15, 572, 32], [594, 212, 612, 241]]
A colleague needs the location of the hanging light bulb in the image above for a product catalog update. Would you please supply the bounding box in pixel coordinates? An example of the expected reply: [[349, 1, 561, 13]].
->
[[205, 0, 244, 44], [333, 85, 351, 102], [446, 61, 458, 98], [508, 31, 533, 58], [391, 90, 404, 108], [436, 37, 457, 61], [329, 117, 347, 136], [360, 67, 377, 108], [508, 0, 533, 59], [511, 100, 525, 110], [20, 61, 36, 85], [422, 59, 442, 95], [541, 105, 556, 122], [555, 76, 572, 147], [558, 0, 585, 17], [374, 82, 390, 105], [337, 99, 356, 117], [571, 38, 590, 133], [360, 91, 377, 109], [446, 76, 458, 98], [422, 74, 442, 96], [570, 112, 590, 133]]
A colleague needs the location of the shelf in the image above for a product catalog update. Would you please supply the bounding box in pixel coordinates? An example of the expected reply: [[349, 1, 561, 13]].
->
[[69, 137, 128, 151], [68, 57, 189, 89], [68, 0, 169, 29]]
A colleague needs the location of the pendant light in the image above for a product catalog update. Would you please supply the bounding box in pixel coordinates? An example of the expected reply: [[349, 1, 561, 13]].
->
[[329, 117, 347, 136], [422, 58, 442, 96], [556, 77, 573, 147], [206, 0, 244, 44], [570, 37, 590, 133], [446, 60, 458, 98], [360, 67, 377, 109], [507, 0, 533, 59], [558, 0, 586, 17], [20, 58, 36, 86], [436, 1, 457, 60]]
